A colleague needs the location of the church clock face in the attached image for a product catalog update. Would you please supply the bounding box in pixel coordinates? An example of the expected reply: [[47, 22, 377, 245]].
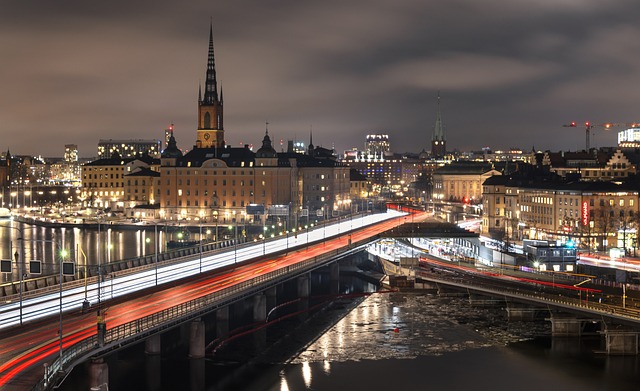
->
[[203, 132, 211, 140]]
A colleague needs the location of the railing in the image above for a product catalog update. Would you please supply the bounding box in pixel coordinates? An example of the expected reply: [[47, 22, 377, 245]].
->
[[0, 237, 241, 300], [417, 270, 640, 321], [32, 242, 358, 391]]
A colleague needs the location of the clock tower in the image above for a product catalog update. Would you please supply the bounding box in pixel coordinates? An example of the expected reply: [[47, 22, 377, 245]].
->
[[196, 24, 224, 149]]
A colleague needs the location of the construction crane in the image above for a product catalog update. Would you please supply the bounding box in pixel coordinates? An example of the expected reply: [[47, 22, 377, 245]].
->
[[562, 121, 640, 151]]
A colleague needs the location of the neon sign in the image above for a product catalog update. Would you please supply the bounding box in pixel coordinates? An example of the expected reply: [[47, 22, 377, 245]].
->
[[582, 201, 589, 226]]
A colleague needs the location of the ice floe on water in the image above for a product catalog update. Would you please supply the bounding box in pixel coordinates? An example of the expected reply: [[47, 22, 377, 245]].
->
[[292, 292, 549, 363]]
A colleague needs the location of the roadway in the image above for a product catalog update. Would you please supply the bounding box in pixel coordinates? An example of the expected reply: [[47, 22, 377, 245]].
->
[[0, 211, 409, 330], [0, 209, 426, 390]]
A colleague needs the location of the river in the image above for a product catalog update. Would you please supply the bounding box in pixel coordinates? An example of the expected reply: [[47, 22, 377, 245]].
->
[[59, 286, 640, 390]]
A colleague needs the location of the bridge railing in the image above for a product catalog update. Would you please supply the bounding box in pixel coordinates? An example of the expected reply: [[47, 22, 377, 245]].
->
[[33, 243, 350, 391], [417, 270, 640, 320]]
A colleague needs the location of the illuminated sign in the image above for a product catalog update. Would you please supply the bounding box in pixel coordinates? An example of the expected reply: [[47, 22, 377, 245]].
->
[[582, 201, 589, 226]]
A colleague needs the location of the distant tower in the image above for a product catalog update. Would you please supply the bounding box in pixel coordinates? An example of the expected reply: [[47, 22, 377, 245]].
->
[[431, 93, 446, 158], [64, 144, 78, 163], [196, 23, 224, 149], [164, 124, 174, 149]]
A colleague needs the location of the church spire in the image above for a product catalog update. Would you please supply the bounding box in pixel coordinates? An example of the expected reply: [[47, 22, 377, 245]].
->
[[308, 125, 315, 155], [203, 23, 219, 104], [431, 92, 446, 158], [196, 22, 224, 149], [432, 92, 444, 141]]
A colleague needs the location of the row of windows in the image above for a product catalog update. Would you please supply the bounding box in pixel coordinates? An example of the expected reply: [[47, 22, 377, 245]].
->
[[84, 174, 122, 179], [164, 170, 253, 176], [84, 167, 124, 171], [169, 199, 249, 207], [83, 182, 121, 188], [165, 179, 254, 187], [171, 189, 255, 197]]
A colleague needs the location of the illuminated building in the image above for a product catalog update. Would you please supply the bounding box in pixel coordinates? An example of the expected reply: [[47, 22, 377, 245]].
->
[[98, 139, 161, 159]]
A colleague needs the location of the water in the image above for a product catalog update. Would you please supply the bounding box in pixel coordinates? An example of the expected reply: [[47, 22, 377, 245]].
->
[[0, 220, 199, 281], [61, 289, 640, 390]]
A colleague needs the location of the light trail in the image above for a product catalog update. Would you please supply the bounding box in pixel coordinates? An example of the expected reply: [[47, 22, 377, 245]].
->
[[0, 210, 406, 330], [0, 208, 419, 388]]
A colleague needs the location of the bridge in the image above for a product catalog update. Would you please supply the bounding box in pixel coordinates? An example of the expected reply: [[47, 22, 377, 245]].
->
[[1, 209, 429, 390], [6, 208, 638, 390], [407, 256, 640, 354]]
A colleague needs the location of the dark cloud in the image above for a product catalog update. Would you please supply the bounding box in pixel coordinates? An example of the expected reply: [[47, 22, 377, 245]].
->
[[2, 0, 640, 157]]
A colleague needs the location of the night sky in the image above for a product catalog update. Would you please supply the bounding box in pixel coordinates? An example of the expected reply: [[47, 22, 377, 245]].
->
[[3, 0, 640, 158]]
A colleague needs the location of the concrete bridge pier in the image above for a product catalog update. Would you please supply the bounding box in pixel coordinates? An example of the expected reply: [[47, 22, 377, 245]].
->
[[468, 293, 505, 308], [253, 293, 267, 322], [145, 334, 161, 355], [190, 357, 205, 391], [189, 318, 205, 358], [297, 274, 310, 317], [253, 293, 267, 353], [216, 306, 230, 340], [329, 262, 340, 295], [88, 358, 108, 391], [549, 314, 583, 337], [604, 330, 640, 355], [506, 304, 539, 321], [145, 354, 162, 391], [265, 286, 277, 313]]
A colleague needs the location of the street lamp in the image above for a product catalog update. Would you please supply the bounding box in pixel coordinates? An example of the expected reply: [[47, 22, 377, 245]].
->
[[14, 250, 22, 325], [262, 226, 268, 255], [229, 224, 238, 263], [4, 225, 25, 325], [59, 248, 68, 370], [199, 220, 203, 273], [97, 217, 101, 314], [154, 224, 158, 285]]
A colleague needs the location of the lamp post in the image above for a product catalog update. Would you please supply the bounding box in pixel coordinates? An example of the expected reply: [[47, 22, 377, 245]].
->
[[59, 248, 68, 371], [154, 224, 159, 285], [199, 220, 203, 273], [5, 225, 24, 325], [97, 217, 102, 315], [263, 226, 267, 255], [14, 249, 22, 325], [229, 224, 238, 263]]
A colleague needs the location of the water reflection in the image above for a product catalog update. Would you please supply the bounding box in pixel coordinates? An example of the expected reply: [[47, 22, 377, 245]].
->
[[301, 361, 312, 388], [0, 220, 181, 282]]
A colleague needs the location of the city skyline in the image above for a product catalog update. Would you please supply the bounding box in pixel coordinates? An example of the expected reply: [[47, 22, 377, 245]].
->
[[4, 1, 640, 157]]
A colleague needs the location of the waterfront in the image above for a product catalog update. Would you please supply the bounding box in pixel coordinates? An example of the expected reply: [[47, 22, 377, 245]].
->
[[60, 289, 640, 390], [0, 220, 208, 282]]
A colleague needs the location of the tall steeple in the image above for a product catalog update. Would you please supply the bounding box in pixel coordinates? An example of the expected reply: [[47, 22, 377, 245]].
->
[[308, 125, 314, 155], [431, 92, 446, 159], [203, 24, 219, 104], [196, 22, 225, 149]]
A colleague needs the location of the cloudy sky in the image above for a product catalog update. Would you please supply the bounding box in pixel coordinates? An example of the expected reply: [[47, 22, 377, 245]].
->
[[3, 0, 640, 158]]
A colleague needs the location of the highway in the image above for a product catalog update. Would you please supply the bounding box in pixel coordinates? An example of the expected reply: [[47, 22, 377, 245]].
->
[[0, 208, 423, 390], [0, 211, 407, 331]]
